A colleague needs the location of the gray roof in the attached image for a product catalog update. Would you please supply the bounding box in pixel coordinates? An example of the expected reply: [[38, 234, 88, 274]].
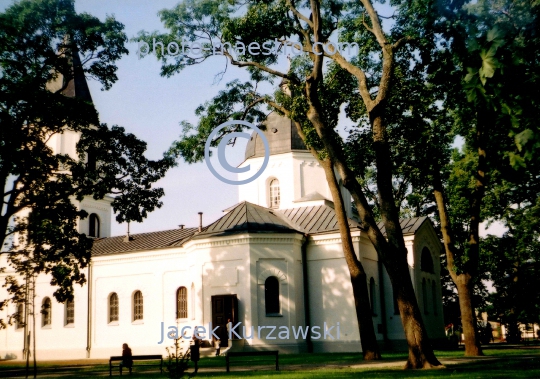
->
[[278, 205, 363, 234], [293, 192, 328, 202], [194, 202, 298, 238], [61, 50, 93, 103], [244, 112, 307, 161], [91, 227, 198, 257], [91, 204, 429, 256], [376, 216, 428, 236]]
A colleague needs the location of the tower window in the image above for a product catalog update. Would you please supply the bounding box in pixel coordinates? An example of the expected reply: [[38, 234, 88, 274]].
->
[[89, 213, 100, 238], [269, 179, 280, 208], [420, 247, 434, 273], [65, 298, 75, 325], [176, 287, 188, 319], [265, 276, 280, 315], [109, 293, 119, 323], [133, 291, 143, 321], [42, 297, 52, 327]]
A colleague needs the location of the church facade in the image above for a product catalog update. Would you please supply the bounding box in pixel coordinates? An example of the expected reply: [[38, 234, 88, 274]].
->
[[0, 113, 445, 360], [0, 62, 445, 359]]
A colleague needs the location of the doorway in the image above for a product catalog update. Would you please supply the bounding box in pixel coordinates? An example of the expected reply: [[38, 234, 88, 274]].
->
[[211, 294, 238, 347]]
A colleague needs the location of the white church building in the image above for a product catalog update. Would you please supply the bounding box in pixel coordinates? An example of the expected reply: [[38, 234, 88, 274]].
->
[[0, 63, 445, 360]]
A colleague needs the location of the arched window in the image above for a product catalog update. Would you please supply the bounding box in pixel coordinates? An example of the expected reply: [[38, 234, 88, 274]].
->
[[109, 293, 119, 323], [269, 179, 280, 208], [176, 287, 188, 319], [265, 276, 280, 315], [133, 291, 143, 321], [89, 213, 100, 238], [432, 281, 438, 316], [65, 298, 75, 325], [422, 278, 429, 315], [42, 297, 52, 327], [369, 277, 377, 316], [16, 303, 24, 329], [420, 247, 434, 273]]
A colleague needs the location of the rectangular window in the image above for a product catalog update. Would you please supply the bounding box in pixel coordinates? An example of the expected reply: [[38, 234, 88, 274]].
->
[[66, 299, 75, 325]]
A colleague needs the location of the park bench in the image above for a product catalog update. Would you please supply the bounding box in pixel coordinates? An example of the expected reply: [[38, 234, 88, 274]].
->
[[109, 354, 163, 376], [226, 350, 279, 372]]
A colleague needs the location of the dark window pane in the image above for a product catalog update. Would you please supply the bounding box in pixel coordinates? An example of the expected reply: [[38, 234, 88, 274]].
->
[[265, 276, 280, 314]]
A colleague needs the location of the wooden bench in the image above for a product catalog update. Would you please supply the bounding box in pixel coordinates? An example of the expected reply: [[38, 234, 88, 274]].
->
[[109, 355, 163, 376], [226, 351, 279, 372]]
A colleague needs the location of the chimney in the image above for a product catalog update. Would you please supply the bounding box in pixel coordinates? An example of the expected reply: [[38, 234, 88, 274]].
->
[[198, 212, 203, 232], [178, 224, 185, 230], [123, 222, 133, 242]]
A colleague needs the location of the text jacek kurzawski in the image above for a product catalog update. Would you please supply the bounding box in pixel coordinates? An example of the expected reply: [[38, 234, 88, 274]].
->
[[157, 322, 341, 344]]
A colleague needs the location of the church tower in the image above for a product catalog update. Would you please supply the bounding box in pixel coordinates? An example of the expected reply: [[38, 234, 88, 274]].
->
[[238, 113, 352, 216], [46, 49, 113, 239]]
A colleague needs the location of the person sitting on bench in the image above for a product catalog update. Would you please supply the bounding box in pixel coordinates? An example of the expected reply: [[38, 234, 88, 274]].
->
[[119, 343, 133, 375]]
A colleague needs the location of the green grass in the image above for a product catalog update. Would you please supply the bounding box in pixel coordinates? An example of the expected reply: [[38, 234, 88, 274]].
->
[[1, 348, 540, 378]]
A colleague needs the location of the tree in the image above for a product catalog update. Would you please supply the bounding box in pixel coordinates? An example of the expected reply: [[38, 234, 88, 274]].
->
[[0, 0, 174, 333], [142, 0, 445, 367], [420, 0, 540, 355]]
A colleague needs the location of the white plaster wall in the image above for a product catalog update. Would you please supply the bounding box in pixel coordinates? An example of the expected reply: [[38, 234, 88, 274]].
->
[[248, 234, 304, 351], [306, 233, 363, 352]]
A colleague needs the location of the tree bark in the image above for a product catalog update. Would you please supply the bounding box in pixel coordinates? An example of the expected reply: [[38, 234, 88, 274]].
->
[[266, 101, 381, 359], [431, 104, 488, 357], [320, 159, 381, 360]]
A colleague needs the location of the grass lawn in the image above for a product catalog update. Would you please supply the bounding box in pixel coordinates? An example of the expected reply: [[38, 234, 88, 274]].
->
[[1, 348, 540, 378]]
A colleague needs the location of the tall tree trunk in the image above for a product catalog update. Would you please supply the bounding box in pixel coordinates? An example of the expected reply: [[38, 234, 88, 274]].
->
[[320, 158, 381, 360], [433, 174, 483, 356], [303, 69, 441, 369], [282, 114, 381, 360], [456, 275, 482, 355], [431, 103, 489, 357]]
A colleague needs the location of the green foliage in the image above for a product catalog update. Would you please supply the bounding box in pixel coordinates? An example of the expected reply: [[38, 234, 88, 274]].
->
[[0, 0, 174, 319], [164, 338, 190, 379]]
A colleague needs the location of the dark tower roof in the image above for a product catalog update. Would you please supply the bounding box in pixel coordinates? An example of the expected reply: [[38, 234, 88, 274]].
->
[[60, 49, 93, 103], [47, 41, 93, 103], [244, 112, 308, 161]]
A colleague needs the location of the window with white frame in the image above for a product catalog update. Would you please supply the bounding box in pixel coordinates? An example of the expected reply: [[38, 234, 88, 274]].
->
[[269, 179, 280, 208], [176, 287, 187, 319], [109, 292, 119, 323], [133, 291, 143, 321], [42, 297, 52, 327], [65, 298, 75, 325]]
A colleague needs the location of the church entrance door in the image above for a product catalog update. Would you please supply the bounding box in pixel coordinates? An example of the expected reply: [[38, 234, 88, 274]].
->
[[211, 294, 238, 347]]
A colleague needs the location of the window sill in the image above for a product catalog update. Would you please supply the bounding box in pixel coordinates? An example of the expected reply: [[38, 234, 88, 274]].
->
[[265, 313, 283, 317], [42, 325, 52, 329], [64, 323, 75, 328], [132, 320, 144, 325], [108, 321, 120, 326]]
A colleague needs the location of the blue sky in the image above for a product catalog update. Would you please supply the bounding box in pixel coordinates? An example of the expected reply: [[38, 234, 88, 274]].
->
[[1, 0, 504, 238]]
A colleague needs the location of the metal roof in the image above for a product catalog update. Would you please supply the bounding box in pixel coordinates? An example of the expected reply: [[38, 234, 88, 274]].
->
[[91, 227, 198, 257], [91, 204, 430, 256], [376, 216, 428, 236], [244, 112, 307, 161], [278, 205, 363, 234], [194, 202, 299, 238]]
